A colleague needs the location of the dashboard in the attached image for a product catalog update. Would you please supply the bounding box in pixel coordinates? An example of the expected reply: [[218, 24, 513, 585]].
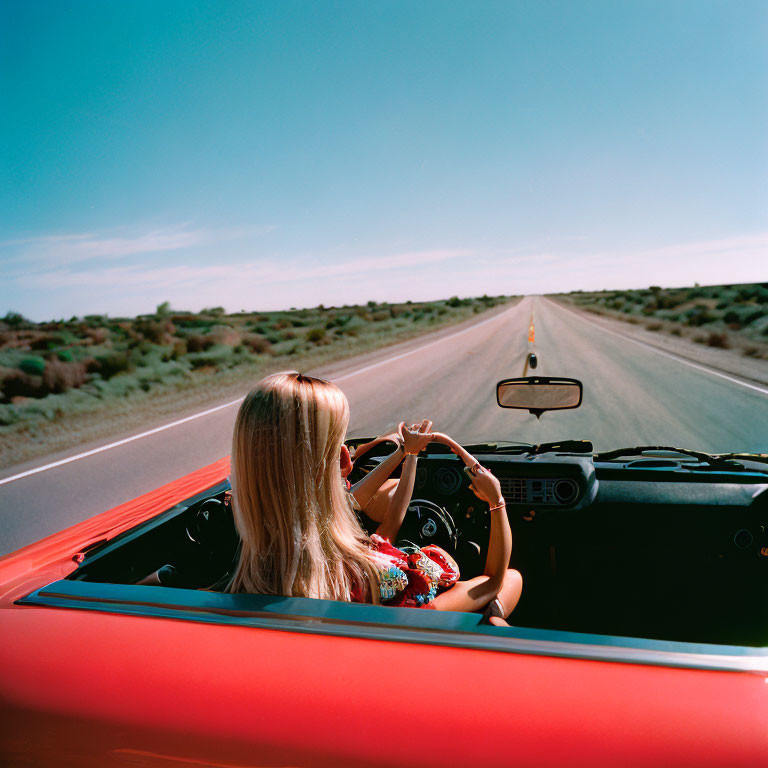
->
[[71, 441, 768, 646]]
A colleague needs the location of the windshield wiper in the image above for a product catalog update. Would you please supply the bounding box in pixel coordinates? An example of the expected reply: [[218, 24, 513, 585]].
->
[[716, 453, 768, 465], [594, 446, 746, 470], [452, 440, 594, 455]]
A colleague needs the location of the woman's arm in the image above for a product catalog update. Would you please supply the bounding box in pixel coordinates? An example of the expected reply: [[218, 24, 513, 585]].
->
[[375, 453, 417, 542], [467, 464, 512, 593], [430, 469, 512, 612], [429, 433, 513, 609], [349, 439, 405, 510], [375, 420, 434, 542]]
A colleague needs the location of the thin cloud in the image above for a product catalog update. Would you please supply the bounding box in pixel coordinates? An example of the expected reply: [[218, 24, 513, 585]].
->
[[4, 233, 765, 320], [1, 224, 275, 269], [19, 248, 472, 291]]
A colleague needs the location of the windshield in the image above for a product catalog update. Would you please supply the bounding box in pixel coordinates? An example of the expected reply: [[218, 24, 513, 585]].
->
[[345, 293, 768, 454]]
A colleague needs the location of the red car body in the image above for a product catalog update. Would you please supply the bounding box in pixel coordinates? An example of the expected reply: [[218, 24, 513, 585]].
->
[[2, 457, 767, 768]]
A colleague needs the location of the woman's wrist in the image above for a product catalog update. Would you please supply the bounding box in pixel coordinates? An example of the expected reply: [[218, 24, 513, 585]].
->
[[487, 498, 506, 512]]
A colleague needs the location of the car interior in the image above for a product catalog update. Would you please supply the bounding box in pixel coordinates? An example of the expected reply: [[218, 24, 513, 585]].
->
[[62, 434, 768, 648]]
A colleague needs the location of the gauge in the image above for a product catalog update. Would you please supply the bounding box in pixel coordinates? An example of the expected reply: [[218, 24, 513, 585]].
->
[[433, 466, 462, 495]]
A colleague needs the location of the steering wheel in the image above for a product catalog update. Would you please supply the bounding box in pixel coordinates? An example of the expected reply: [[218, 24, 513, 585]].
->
[[395, 498, 458, 554]]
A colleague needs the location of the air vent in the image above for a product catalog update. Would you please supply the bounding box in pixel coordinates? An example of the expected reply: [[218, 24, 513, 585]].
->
[[498, 476, 580, 506], [553, 478, 579, 505]]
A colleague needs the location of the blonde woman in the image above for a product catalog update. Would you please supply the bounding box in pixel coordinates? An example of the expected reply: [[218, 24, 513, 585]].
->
[[227, 371, 521, 621]]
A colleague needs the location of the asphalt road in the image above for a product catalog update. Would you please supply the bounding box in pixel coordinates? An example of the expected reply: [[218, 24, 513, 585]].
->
[[2, 296, 767, 556]]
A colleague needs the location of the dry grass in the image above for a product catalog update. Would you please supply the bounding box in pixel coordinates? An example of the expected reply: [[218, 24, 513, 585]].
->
[[0, 298, 516, 469]]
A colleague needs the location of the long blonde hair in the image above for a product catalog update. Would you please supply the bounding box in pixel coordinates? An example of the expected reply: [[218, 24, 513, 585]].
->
[[227, 371, 380, 602]]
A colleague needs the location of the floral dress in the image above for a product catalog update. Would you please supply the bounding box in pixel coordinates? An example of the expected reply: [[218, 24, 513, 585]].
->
[[353, 534, 460, 608]]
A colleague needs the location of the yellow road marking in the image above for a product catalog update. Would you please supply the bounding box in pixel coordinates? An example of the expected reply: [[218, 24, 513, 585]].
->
[[523, 308, 535, 375]]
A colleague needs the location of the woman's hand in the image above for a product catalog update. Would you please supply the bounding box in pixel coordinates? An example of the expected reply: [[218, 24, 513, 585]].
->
[[466, 463, 504, 508], [398, 419, 434, 455], [350, 429, 403, 461]]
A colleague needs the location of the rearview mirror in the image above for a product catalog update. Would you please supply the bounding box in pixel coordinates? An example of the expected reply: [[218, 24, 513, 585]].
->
[[496, 376, 583, 418]]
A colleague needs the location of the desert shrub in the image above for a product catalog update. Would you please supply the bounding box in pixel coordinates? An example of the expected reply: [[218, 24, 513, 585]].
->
[[742, 308, 766, 326], [43, 359, 87, 394], [208, 325, 241, 347], [306, 328, 327, 343], [134, 319, 166, 344], [90, 352, 131, 379], [175, 316, 215, 329], [736, 285, 760, 302], [685, 306, 716, 326], [1, 371, 45, 399], [19, 356, 46, 376], [84, 327, 110, 345], [706, 332, 730, 349], [186, 347, 234, 370], [645, 322, 663, 331], [372, 311, 390, 322], [56, 349, 75, 362], [170, 340, 188, 359], [243, 334, 273, 354], [3, 312, 32, 330], [30, 333, 65, 351], [187, 334, 215, 353], [743, 346, 760, 357], [281, 330, 296, 340], [670, 327, 683, 336]]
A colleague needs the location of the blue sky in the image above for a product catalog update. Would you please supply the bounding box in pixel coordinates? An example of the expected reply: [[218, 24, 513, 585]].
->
[[1, 0, 766, 321]]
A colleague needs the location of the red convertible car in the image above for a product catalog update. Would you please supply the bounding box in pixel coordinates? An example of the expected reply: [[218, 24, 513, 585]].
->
[[2, 378, 768, 767]]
